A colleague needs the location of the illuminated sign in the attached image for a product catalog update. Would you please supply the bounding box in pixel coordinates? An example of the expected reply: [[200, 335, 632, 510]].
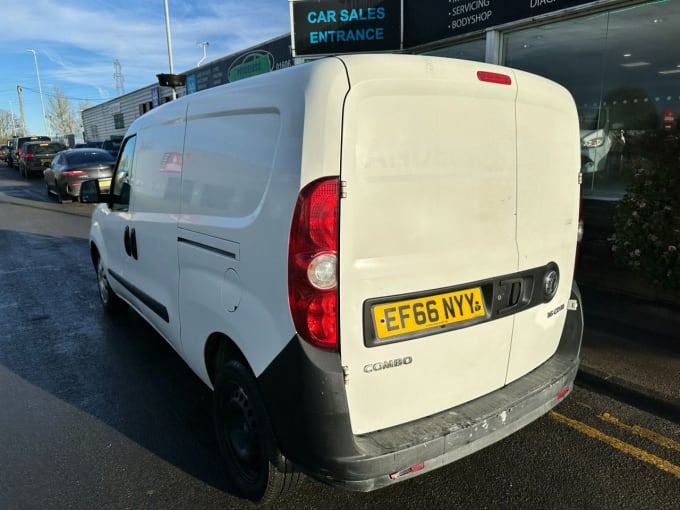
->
[[291, 0, 402, 56]]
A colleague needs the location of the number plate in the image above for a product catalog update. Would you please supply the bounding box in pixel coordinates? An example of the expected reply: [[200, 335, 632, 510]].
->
[[372, 287, 486, 340], [99, 178, 112, 188]]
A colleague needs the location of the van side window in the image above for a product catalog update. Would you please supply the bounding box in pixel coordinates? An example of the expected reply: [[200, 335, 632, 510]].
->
[[111, 136, 136, 211]]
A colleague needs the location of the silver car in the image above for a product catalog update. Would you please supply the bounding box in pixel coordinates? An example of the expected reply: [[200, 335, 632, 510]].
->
[[44, 148, 115, 203]]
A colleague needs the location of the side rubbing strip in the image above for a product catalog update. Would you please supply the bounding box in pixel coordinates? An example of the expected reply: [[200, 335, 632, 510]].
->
[[108, 269, 170, 322], [178, 237, 238, 259]]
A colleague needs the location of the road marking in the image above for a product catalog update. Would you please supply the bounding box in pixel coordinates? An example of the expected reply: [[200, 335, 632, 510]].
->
[[550, 411, 680, 479], [598, 412, 680, 453]]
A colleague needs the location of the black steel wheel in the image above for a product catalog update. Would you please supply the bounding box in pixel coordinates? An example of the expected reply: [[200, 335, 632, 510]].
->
[[213, 359, 301, 504]]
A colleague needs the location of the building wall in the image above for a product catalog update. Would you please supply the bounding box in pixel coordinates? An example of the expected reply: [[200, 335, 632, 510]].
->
[[81, 34, 292, 142], [81, 84, 180, 142]]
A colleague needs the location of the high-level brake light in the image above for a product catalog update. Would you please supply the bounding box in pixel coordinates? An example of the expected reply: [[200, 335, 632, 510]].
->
[[477, 71, 512, 85]]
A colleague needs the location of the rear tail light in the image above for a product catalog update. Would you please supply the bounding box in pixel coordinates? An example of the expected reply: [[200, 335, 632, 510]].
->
[[24, 153, 34, 158], [63, 170, 87, 177], [288, 177, 339, 351]]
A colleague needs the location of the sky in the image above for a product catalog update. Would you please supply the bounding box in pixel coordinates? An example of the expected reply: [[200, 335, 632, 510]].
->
[[0, 0, 291, 138]]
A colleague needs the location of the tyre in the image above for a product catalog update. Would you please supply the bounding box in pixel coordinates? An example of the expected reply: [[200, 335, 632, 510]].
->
[[213, 359, 302, 504], [96, 256, 125, 313], [55, 186, 72, 204]]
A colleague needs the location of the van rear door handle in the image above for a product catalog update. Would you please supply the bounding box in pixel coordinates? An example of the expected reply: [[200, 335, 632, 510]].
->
[[497, 278, 525, 315]]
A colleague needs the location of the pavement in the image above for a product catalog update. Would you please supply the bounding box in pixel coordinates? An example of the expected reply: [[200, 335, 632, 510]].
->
[[576, 284, 680, 423]]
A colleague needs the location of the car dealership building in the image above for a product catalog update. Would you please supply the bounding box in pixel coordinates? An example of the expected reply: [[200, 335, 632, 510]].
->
[[82, 0, 680, 303]]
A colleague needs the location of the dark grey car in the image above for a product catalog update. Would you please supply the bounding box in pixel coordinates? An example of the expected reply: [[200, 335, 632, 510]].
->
[[19, 141, 66, 178], [44, 148, 116, 203], [8, 135, 50, 169]]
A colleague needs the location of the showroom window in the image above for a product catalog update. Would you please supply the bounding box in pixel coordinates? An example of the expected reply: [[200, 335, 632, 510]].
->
[[423, 37, 486, 62], [504, 0, 680, 200]]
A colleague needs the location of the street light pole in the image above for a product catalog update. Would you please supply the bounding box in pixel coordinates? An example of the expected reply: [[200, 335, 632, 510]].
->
[[26, 49, 49, 135], [163, 0, 177, 100], [197, 41, 209, 67]]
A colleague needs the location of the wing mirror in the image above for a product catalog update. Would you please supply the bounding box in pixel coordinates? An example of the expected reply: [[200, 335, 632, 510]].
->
[[79, 179, 104, 203]]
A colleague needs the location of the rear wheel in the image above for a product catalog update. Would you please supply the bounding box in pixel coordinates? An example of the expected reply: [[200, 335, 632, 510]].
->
[[213, 359, 302, 504], [96, 256, 124, 313], [55, 185, 72, 204]]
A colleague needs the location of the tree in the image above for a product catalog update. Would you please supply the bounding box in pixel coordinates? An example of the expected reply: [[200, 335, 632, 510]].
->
[[0, 109, 20, 142], [47, 86, 80, 135], [613, 136, 680, 290]]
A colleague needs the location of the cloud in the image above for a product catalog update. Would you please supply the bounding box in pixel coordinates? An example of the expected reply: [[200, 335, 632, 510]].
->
[[5, 0, 289, 98]]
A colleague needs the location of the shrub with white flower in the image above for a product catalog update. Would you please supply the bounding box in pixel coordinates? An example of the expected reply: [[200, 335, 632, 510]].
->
[[612, 136, 680, 290]]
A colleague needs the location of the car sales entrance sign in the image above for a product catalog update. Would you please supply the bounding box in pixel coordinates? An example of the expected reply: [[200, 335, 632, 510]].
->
[[290, 0, 403, 57]]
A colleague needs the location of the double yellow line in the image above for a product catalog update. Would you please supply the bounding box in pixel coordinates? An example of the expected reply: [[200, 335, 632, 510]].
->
[[550, 411, 680, 479]]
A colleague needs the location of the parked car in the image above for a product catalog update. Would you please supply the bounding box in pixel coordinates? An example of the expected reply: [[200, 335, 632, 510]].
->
[[18, 141, 66, 178], [75, 141, 103, 149], [8, 135, 50, 169], [6, 139, 16, 167], [44, 148, 116, 203], [0, 145, 9, 161], [578, 106, 624, 173], [100, 139, 121, 158]]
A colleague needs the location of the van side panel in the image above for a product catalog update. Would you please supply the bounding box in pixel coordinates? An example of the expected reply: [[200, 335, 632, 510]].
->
[[338, 57, 521, 434], [506, 72, 581, 383], [176, 60, 349, 382]]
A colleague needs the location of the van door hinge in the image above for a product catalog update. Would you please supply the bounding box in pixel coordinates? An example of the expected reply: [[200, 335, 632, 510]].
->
[[578, 172, 583, 185], [342, 365, 350, 385], [340, 180, 348, 198]]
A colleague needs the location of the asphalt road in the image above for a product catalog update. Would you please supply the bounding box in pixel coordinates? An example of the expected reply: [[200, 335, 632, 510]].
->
[[1, 162, 678, 509]]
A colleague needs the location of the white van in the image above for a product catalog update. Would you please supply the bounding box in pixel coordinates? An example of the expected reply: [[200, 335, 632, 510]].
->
[[82, 54, 584, 503]]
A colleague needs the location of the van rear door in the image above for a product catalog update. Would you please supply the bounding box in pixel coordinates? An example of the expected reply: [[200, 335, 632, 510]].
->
[[505, 71, 581, 382], [337, 56, 520, 435]]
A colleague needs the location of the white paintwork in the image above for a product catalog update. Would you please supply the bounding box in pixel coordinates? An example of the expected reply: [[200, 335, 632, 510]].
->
[[508, 70, 580, 382], [336, 56, 579, 434], [88, 54, 580, 438], [339, 56, 519, 433]]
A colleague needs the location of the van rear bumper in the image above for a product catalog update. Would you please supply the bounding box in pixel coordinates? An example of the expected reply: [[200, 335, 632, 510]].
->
[[259, 283, 583, 492]]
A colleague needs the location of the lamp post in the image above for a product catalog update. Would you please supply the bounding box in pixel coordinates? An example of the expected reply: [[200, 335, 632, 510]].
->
[[163, 0, 177, 100], [197, 41, 209, 67], [26, 49, 49, 135]]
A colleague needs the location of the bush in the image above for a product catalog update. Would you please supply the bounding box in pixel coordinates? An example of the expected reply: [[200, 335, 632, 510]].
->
[[612, 135, 680, 290]]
